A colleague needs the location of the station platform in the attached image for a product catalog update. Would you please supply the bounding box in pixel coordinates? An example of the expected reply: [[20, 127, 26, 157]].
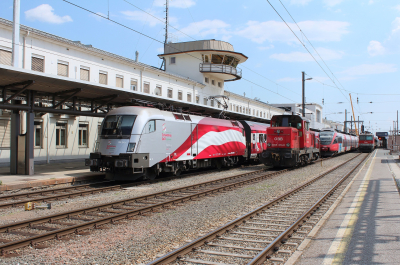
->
[[290, 149, 400, 265], [0, 161, 104, 191]]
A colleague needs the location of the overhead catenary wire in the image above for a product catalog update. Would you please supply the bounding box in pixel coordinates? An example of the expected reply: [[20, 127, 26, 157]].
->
[[62, 0, 298, 103], [123, 0, 299, 96], [265, 0, 350, 104]]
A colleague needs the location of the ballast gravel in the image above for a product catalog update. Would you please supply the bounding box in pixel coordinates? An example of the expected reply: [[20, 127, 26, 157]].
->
[[0, 153, 359, 264]]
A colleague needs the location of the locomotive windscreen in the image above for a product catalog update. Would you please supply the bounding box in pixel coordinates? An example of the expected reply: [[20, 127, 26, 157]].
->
[[320, 131, 334, 145], [100, 115, 137, 139], [271, 115, 302, 129], [359, 135, 373, 140]]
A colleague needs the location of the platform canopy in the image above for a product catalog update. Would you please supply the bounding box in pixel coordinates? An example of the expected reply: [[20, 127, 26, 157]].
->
[[0, 65, 270, 123]]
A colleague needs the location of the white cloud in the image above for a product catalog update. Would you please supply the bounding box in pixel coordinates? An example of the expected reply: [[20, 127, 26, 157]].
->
[[392, 17, 400, 34], [154, 0, 195, 8], [395, 5, 400, 12], [324, 0, 344, 7], [290, 0, 312, 5], [258, 45, 274, 50], [236, 20, 349, 44], [179, 19, 231, 38], [156, 47, 164, 53], [121, 10, 162, 27], [342, 63, 397, 76], [270, 47, 343, 62], [25, 4, 72, 24], [367, 40, 385, 56]]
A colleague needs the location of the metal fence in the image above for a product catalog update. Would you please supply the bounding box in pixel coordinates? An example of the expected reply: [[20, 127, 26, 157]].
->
[[199, 63, 242, 78]]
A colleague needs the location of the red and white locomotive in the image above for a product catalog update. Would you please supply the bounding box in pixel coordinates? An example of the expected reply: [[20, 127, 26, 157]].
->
[[85, 106, 269, 180], [359, 133, 377, 152], [320, 129, 359, 157], [260, 114, 320, 167]]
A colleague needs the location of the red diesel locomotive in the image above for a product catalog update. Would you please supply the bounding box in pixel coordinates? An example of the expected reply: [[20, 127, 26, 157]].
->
[[260, 114, 320, 167], [359, 133, 377, 152]]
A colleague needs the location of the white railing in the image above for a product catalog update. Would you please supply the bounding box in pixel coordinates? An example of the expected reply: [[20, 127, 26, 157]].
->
[[199, 63, 242, 79]]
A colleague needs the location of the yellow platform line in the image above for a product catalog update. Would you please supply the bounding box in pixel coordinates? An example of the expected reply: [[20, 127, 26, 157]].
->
[[323, 150, 377, 265]]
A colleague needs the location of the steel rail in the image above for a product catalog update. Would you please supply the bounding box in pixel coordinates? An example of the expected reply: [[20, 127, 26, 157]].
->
[[148, 153, 364, 264], [0, 167, 286, 254], [0, 166, 253, 209], [248, 153, 368, 264]]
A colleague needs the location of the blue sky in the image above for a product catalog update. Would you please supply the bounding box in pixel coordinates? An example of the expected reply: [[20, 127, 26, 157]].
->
[[1, 0, 400, 133]]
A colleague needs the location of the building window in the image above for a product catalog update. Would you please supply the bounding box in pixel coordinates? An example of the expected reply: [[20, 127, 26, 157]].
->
[[178, 91, 183, 100], [80, 66, 90, 81], [187, 93, 192, 102], [131, 79, 137, 91], [211, 80, 215, 86], [170, 57, 176, 64], [116, 75, 123, 88], [143, 82, 150, 93], [210, 99, 214, 107], [57, 61, 68, 77], [205, 77, 209, 83], [167, 88, 173, 98], [218, 102, 221, 108], [34, 121, 42, 148], [99, 71, 108, 85], [196, 95, 200, 104], [0, 49, 12, 66], [78, 123, 88, 147], [218, 82, 222, 88], [155, 85, 162, 96], [204, 98, 207, 105], [32, 56, 44, 72], [56, 122, 67, 148]]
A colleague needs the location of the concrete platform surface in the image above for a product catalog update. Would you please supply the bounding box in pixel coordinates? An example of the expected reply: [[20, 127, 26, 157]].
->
[[293, 149, 400, 265], [0, 161, 104, 191]]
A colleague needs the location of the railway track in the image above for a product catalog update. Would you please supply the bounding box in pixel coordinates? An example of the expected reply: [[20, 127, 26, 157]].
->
[[0, 164, 288, 255], [148, 152, 369, 265], [0, 166, 260, 209]]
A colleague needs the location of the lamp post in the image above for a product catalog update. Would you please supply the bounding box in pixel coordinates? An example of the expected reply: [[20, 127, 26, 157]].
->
[[302, 71, 312, 117]]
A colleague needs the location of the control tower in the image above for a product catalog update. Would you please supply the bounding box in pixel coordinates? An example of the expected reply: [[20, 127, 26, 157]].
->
[[158, 40, 248, 94]]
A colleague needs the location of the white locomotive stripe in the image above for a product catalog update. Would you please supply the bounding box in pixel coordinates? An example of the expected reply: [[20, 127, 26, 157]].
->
[[177, 129, 246, 160]]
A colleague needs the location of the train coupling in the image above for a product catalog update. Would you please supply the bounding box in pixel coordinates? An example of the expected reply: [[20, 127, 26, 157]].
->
[[272, 153, 280, 161]]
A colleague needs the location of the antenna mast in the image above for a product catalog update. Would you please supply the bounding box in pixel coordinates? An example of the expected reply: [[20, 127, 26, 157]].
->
[[160, 0, 169, 70], [165, 0, 169, 44]]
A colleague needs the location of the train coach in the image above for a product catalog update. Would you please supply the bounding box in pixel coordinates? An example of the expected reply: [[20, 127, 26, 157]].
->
[[259, 114, 320, 167], [320, 128, 359, 157], [85, 106, 269, 180], [359, 133, 377, 152]]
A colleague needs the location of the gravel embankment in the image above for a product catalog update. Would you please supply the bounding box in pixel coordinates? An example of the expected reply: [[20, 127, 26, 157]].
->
[[0, 153, 360, 264]]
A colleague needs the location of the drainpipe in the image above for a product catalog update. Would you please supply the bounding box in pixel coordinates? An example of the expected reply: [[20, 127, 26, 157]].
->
[[22, 30, 30, 69], [140, 68, 143, 92], [12, 0, 20, 68]]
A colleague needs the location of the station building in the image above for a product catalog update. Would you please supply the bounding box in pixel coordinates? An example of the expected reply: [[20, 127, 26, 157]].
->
[[0, 18, 292, 166]]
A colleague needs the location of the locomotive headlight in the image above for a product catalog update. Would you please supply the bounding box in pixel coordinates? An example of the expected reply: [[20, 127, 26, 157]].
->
[[268, 143, 272, 147], [127, 142, 136, 152], [286, 143, 290, 147]]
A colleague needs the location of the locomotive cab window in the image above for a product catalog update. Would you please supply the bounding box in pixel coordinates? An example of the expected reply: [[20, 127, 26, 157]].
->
[[144, 120, 156, 134], [101, 115, 137, 138]]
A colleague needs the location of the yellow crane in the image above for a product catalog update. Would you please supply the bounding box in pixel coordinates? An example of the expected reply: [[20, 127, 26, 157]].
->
[[349, 93, 359, 136]]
